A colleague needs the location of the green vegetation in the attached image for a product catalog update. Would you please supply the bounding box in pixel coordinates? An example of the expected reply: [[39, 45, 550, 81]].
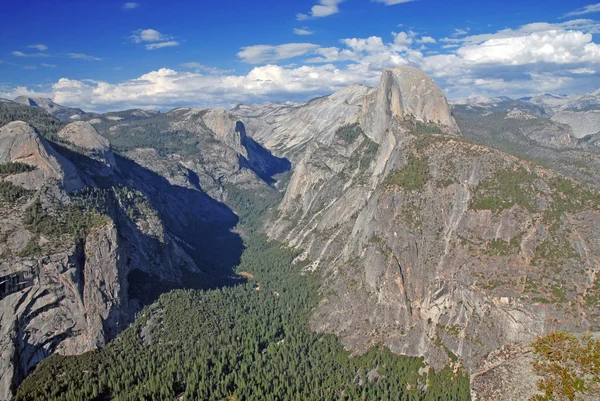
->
[[0, 103, 64, 140], [16, 182, 471, 401], [94, 113, 215, 156], [335, 123, 363, 143], [0, 162, 34, 176], [23, 188, 111, 244], [470, 168, 539, 213], [531, 331, 600, 401], [544, 177, 600, 224], [382, 155, 431, 191], [345, 124, 379, 174], [414, 120, 444, 136], [486, 237, 521, 256], [16, 234, 471, 401], [113, 185, 158, 223], [531, 236, 579, 271], [0, 181, 33, 203]]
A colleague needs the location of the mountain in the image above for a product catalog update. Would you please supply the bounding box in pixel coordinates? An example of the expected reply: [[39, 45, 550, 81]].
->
[[451, 96, 600, 190], [459, 90, 600, 138], [0, 103, 288, 399], [232, 83, 374, 162], [232, 66, 600, 400], [13, 96, 96, 122], [4, 67, 600, 400]]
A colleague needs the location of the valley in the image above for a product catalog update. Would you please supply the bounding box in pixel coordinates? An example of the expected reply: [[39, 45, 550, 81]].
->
[[1, 66, 600, 400]]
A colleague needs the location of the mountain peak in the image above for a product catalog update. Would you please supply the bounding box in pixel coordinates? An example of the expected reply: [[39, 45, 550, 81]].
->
[[360, 66, 458, 143], [0, 121, 84, 191]]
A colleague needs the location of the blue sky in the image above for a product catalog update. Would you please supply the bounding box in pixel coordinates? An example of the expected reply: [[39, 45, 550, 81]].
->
[[1, 0, 600, 111]]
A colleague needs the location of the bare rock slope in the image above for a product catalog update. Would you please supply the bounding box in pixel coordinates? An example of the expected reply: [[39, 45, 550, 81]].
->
[[259, 66, 600, 401], [0, 121, 84, 191], [0, 108, 284, 399]]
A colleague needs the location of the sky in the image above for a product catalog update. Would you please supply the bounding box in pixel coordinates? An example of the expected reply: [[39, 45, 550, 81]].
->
[[1, 0, 600, 112]]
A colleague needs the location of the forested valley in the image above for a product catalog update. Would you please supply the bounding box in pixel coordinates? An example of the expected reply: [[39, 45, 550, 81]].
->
[[15, 184, 471, 400]]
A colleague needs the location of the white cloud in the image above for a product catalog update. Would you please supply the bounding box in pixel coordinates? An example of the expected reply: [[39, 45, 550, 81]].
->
[[41, 63, 57, 68], [179, 62, 232, 74], [6, 20, 600, 111], [146, 41, 179, 50], [294, 28, 314, 36], [123, 2, 140, 9], [131, 29, 179, 50], [297, 0, 342, 20], [417, 36, 436, 44], [132, 29, 169, 43], [11, 51, 48, 57], [28, 44, 48, 51], [238, 43, 321, 64], [564, 3, 600, 17], [453, 28, 469, 37], [0, 64, 369, 112], [67, 53, 102, 61], [373, 0, 413, 4]]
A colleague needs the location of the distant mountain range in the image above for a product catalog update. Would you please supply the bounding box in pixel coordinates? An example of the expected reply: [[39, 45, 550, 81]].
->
[[453, 89, 600, 138]]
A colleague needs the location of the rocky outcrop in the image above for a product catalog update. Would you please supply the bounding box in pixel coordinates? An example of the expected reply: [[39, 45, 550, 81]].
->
[[551, 110, 600, 139], [0, 114, 248, 398], [232, 83, 374, 161], [57, 121, 116, 168], [360, 66, 458, 143], [263, 67, 600, 401], [0, 121, 84, 192], [13, 97, 95, 122]]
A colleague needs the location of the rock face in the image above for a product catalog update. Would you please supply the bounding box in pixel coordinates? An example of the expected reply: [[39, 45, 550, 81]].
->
[[232, 83, 374, 161], [258, 67, 600, 401], [0, 110, 280, 398], [0, 121, 84, 191], [551, 110, 600, 138], [360, 66, 459, 143], [57, 121, 116, 168], [13, 96, 94, 122]]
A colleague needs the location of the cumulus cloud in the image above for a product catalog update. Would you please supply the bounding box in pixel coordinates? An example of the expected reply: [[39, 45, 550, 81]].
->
[[132, 29, 168, 43], [564, 3, 600, 17], [123, 2, 140, 9], [131, 29, 179, 50], [179, 62, 232, 75], [0, 65, 365, 112], [5, 20, 600, 111], [238, 43, 321, 64], [28, 44, 48, 51], [297, 0, 343, 20], [294, 28, 314, 36], [417, 36, 436, 44]]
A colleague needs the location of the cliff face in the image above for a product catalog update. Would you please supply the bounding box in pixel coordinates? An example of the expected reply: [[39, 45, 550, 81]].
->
[[232, 83, 374, 161], [360, 66, 459, 143], [0, 107, 287, 398], [0, 122, 84, 192], [261, 67, 600, 400]]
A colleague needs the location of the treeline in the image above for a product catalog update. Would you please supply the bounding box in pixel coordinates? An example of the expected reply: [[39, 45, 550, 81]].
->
[[14, 159, 471, 401], [0, 162, 34, 175], [0, 103, 64, 140], [94, 114, 213, 157], [23, 187, 111, 244], [0, 181, 33, 203], [15, 234, 470, 401]]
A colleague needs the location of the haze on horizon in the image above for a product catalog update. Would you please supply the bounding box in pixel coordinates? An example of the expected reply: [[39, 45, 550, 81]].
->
[[1, 0, 600, 112]]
